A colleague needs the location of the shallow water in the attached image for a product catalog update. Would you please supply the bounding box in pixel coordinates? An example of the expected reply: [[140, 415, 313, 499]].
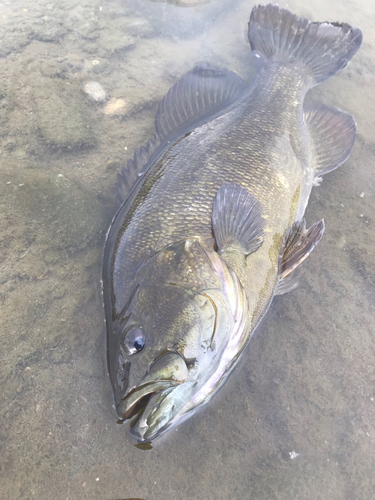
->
[[0, 0, 374, 499]]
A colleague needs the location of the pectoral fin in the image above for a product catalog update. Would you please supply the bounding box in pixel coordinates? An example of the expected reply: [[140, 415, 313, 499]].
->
[[275, 218, 325, 294], [212, 183, 265, 256]]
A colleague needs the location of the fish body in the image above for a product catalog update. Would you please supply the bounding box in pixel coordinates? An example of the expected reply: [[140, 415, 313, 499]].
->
[[103, 4, 362, 442]]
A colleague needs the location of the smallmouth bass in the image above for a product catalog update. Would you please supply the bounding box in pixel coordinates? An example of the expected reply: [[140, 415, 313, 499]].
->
[[102, 4, 362, 442]]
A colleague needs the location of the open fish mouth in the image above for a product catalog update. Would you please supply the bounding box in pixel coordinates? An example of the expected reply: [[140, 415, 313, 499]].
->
[[116, 351, 189, 424], [118, 380, 178, 421], [128, 386, 177, 442]]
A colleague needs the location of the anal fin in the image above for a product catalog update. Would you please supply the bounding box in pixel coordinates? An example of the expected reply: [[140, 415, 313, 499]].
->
[[305, 103, 356, 185]]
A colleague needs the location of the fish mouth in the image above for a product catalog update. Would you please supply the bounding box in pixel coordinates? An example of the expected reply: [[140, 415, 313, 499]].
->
[[129, 386, 177, 442], [116, 351, 189, 424]]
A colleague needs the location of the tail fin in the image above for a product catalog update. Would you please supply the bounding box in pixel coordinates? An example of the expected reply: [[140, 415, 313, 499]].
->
[[248, 4, 362, 85]]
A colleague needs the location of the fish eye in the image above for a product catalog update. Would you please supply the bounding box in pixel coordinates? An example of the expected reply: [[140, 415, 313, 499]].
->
[[124, 326, 145, 355]]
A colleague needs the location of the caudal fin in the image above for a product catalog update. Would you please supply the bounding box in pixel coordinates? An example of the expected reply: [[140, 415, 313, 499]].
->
[[248, 4, 362, 85]]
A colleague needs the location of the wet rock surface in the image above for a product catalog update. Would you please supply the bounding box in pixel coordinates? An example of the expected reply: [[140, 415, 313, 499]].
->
[[0, 1, 374, 499]]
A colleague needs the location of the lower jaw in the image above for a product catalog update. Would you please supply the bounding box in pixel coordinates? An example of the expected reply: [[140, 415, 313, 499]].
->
[[130, 419, 173, 443], [129, 389, 175, 442], [119, 393, 153, 421]]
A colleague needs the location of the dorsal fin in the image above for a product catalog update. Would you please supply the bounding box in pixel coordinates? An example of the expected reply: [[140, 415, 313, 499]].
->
[[304, 103, 356, 185], [115, 133, 160, 207], [212, 183, 265, 256], [155, 63, 246, 140], [115, 64, 246, 207]]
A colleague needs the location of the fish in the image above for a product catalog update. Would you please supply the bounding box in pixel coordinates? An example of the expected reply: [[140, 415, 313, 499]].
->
[[102, 4, 362, 443]]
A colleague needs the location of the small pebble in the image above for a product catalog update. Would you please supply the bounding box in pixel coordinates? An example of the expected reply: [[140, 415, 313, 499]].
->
[[103, 98, 126, 115], [360, 192, 364, 198], [84, 81, 106, 103]]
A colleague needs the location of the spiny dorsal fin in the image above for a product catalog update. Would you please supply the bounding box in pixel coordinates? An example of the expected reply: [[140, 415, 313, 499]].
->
[[115, 133, 160, 207], [155, 63, 246, 141], [304, 103, 356, 185], [212, 183, 265, 256], [278, 218, 325, 280]]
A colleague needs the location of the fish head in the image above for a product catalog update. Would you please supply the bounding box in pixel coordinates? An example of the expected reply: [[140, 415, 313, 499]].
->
[[109, 240, 249, 442]]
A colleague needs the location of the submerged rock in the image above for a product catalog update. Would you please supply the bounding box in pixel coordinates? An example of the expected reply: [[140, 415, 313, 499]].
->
[[84, 81, 106, 103]]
